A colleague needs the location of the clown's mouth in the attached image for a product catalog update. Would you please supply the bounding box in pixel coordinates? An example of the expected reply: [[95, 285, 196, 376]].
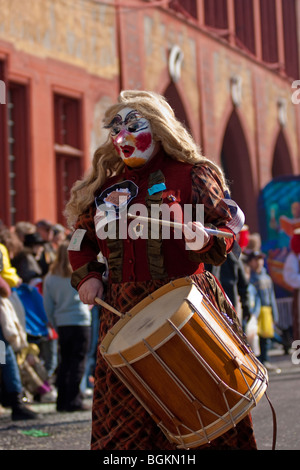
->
[[121, 145, 135, 158]]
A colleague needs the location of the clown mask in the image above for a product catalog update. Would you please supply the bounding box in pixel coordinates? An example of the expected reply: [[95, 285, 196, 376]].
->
[[108, 107, 156, 168]]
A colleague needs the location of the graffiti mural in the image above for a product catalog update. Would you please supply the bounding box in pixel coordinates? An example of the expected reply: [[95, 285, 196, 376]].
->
[[258, 175, 300, 297]]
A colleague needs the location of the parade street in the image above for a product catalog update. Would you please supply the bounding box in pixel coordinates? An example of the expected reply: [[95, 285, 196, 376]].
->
[[251, 347, 300, 451], [0, 347, 299, 452]]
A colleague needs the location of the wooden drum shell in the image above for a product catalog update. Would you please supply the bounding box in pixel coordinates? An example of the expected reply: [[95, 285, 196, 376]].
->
[[100, 278, 268, 448]]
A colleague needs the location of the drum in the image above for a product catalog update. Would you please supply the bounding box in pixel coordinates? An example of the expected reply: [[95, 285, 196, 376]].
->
[[100, 278, 268, 448]]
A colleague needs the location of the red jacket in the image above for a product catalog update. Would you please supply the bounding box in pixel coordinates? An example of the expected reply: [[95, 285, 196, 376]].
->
[[68, 150, 235, 288]]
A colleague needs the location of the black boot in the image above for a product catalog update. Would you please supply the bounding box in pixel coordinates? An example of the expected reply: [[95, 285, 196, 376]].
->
[[9, 392, 39, 421]]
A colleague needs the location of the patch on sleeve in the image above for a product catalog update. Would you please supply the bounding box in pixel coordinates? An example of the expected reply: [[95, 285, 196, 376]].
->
[[67, 229, 87, 251]]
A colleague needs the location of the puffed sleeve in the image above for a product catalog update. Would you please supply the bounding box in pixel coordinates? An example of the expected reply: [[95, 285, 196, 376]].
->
[[189, 164, 235, 266], [68, 204, 106, 290]]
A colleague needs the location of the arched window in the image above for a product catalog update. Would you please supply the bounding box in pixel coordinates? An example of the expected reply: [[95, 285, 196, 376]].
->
[[164, 82, 191, 133], [272, 131, 293, 178], [221, 110, 257, 229]]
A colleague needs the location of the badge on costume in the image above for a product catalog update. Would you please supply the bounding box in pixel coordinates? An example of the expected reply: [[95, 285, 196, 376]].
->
[[67, 229, 87, 251], [94, 180, 138, 238]]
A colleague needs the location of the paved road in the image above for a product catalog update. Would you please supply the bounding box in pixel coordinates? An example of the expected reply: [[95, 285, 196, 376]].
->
[[0, 398, 92, 450], [0, 347, 299, 451], [251, 348, 300, 451]]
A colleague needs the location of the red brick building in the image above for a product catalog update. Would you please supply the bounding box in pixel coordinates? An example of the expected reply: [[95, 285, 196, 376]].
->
[[0, 0, 299, 231]]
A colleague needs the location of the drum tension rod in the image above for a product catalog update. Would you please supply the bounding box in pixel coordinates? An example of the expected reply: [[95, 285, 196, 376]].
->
[[232, 356, 243, 368], [217, 380, 230, 394]]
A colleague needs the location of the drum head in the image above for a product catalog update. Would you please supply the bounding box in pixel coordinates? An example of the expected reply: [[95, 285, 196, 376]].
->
[[107, 285, 193, 354]]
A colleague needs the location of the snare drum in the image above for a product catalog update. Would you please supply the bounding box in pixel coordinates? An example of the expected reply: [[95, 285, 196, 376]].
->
[[100, 278, 268, 448]]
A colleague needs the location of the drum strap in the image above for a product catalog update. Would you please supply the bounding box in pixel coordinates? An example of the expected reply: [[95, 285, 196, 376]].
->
[[265, 391, 277, 450]]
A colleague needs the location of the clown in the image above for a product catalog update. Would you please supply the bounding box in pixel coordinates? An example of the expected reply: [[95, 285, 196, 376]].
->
[[65, 90, 257, 451]]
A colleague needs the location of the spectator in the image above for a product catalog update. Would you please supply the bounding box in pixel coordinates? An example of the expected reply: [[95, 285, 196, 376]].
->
[[0, 223, 55, 381], [244, 232, 262, 255], [243, 261, 260, 356], [35, 220, 56, 276], [206, 225, 251, 328], [0, 256, 39, 420], [14, 221, 36, 243], [12, 232, 44, 288], [43, 241, 91, 412], [245, 250, 281, 372], [0, 229, 23, 289], [52, 224, 67, 250], [219, 251, 251, 328]]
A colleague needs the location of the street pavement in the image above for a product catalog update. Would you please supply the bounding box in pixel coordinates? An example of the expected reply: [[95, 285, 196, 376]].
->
[[0, 346, 299, 452], [251, 346, 300, 451], [0, 396, 93, 450]]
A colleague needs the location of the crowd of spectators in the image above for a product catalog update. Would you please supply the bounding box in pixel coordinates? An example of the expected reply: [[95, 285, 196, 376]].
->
[[0, 219, 97, 420]]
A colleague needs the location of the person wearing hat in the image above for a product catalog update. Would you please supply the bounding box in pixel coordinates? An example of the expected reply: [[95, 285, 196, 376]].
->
[[12, 232, 44, 286], [283, 229, 300, 341], [246, 250, 280, 372]]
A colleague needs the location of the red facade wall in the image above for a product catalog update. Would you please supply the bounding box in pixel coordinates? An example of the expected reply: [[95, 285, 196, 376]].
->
[[0, 38, 118, 226], [0, 0, 299, 232]]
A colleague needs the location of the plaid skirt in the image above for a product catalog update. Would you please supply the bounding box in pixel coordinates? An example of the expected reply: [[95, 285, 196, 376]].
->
[[91, 272, 257, 450]]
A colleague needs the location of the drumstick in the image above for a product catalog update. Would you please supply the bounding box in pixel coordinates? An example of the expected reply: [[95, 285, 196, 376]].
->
[[95, 297, 123, 318], [127, 213, 233, 239]]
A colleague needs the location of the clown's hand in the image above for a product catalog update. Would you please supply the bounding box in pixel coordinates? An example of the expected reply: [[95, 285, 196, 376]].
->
[[183, 221, 211, 251], [78, 277, 104, 305]]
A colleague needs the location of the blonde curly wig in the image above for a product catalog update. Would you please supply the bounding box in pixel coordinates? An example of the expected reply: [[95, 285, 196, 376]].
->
[[65, 90, 228, 228]]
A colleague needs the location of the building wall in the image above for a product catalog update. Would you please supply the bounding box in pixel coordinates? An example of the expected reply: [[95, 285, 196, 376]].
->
[[0, 0, 119, 225], [118, 1, 300, 230], [0, 0, 299, 232]]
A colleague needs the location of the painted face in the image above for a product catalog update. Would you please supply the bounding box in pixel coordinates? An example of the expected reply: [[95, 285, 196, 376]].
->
[[108, 107, 156, 168]]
